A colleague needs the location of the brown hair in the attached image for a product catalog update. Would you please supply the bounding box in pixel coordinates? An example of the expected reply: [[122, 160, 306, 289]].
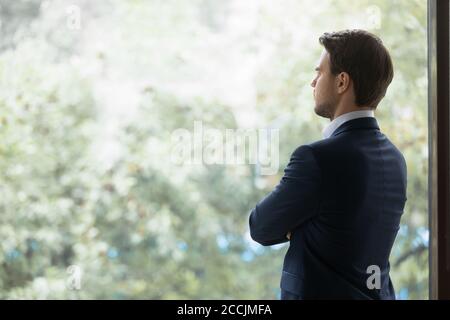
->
[[319, 29, 394, 109]]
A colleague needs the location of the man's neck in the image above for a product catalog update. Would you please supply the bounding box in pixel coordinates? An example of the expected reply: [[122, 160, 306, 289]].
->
[[331, 106, 373, 121]]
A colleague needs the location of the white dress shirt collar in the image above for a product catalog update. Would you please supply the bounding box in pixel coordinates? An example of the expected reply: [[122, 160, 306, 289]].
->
[[322, 110, 375, 139]]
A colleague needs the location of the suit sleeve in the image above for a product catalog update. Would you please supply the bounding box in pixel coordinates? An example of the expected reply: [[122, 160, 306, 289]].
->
[[249, 145, 322, 246]]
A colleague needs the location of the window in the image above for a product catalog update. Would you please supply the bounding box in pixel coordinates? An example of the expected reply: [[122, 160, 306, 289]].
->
[[0, 0, 435, 299]]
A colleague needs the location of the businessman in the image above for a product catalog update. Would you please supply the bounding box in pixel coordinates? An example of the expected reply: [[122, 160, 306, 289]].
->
[[249, 30, 407, 300]]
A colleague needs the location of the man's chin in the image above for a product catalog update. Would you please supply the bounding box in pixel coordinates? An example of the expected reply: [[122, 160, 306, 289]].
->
[[314, 105, 331, 119]]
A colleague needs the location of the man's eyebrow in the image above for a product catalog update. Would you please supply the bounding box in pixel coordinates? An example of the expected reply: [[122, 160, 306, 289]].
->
[[315, 67, 320, 71]]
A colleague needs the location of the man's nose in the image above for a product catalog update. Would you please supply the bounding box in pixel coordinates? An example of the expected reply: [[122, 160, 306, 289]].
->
[[311, 79, 316, 88]]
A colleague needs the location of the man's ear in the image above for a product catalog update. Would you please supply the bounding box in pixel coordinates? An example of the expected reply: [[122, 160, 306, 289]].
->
[[336, 72, 351, 94]]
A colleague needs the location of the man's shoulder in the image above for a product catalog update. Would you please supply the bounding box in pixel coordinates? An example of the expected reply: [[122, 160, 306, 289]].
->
[[305, 134, 349, 152], [303, 130, 406, 166]]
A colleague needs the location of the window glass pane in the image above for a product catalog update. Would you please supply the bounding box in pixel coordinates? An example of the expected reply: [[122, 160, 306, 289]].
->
[[0, 0, 427, 299]]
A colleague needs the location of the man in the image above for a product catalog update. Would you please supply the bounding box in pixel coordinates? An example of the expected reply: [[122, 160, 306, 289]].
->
[[249, 30, 407, 300]]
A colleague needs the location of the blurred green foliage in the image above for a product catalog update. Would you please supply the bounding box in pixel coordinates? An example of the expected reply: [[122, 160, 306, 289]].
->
[[0, 0, 427, 299]]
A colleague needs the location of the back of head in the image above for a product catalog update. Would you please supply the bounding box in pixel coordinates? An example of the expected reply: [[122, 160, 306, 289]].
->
[[319, 29, 394, 109]]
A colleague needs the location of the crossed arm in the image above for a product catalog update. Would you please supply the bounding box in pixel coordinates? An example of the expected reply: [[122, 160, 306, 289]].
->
[[248, 145, 322, 246]]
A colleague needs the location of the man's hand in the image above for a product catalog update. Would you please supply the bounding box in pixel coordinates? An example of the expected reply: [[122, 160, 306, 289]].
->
[[286, 232, 291, 240]]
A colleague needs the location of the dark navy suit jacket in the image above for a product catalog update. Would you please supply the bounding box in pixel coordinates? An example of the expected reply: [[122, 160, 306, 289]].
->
[[249, 117, 407, 299]]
